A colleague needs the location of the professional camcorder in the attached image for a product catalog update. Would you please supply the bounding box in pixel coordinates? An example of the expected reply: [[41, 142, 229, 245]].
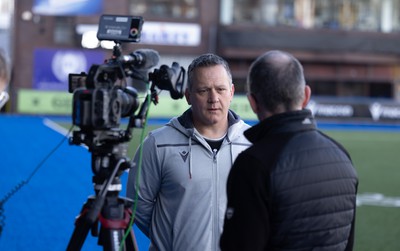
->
[[66, 15, 186, 251], [68, 15, 186, 145], [69, 15, 185, 131], [68, 48, 185, 131]]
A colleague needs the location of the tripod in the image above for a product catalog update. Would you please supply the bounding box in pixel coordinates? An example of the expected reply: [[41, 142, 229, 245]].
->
[[67, 133, 138, 251]]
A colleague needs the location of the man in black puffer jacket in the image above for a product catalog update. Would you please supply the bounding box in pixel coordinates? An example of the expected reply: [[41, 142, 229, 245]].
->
[[220, 50, 358, 251]]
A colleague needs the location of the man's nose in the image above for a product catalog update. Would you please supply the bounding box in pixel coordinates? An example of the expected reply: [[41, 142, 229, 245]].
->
[[208, 89, 219, 102]]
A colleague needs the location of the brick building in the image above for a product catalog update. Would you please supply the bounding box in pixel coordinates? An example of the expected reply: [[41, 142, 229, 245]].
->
[[9, 0, 400, 121]]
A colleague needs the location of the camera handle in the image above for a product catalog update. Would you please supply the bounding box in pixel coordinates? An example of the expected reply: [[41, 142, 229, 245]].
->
[[67, 153, 138, 251], [130, 81, 159, 129]]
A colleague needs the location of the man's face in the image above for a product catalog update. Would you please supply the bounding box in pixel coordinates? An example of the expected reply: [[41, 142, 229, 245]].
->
[[185, 64, 234, 129]]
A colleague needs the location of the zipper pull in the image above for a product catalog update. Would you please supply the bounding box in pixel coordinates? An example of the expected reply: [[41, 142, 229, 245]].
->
[[213, 148, 217, 161]]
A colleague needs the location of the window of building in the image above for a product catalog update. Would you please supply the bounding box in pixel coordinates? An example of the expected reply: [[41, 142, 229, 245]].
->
[[222, 0, 400, 33], [54, 17, 75, 45], [232, 77, 247, 93], [129, 0, 198, 19], [0, 0, 13, 29], [338, 81, 367, 97], [306, 81, 393, 98], [308, 81, 337, 96], [370, 82, 393, 98]]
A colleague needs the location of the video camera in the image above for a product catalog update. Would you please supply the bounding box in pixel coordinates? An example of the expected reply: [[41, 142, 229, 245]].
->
[[66, 15, 187, 250], [68, 15, 186, 146]]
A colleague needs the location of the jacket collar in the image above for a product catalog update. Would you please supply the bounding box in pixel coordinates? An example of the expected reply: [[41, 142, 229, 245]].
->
[[244, 109, 316, 143]]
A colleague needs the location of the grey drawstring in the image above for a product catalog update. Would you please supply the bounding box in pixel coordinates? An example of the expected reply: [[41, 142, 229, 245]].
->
[[228, 138, 234, 166], [230, 142, 233, 165], [189, 136, 193, 179]]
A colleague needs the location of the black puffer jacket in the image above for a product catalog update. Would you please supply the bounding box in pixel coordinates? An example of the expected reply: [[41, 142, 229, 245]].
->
[[220, 109, 358, 251]]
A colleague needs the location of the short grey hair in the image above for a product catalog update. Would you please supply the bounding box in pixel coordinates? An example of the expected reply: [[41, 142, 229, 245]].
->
[[187, 53, 232, 90]]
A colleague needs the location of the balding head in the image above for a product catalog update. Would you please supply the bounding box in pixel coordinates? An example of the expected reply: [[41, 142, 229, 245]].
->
[[247, 50, 307, 116]]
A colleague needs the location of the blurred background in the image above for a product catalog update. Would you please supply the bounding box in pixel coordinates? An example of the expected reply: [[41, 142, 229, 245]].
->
[[2, 0, 400, 121], [1, 0, 400, 250]]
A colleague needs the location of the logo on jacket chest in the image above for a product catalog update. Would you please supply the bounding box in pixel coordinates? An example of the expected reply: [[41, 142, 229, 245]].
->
[[179, 150, 189, 162]]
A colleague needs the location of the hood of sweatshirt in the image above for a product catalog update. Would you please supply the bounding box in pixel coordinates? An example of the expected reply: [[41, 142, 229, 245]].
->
[[164, 108, 251, 178]]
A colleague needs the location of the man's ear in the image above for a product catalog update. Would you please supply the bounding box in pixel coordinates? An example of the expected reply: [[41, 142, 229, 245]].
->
[[247, 93, 258, 114], [230, 84, 235, 101], [185, 89, 191, 105], [302, 85, 311, 108]]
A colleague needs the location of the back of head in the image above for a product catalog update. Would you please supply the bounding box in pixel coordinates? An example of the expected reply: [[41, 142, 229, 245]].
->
[[247, 50, 306, 114], [187, 53, 232, 90]]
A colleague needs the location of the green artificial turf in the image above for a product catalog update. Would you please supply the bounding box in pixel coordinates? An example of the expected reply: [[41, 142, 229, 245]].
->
[[324, 130, 400, 251]]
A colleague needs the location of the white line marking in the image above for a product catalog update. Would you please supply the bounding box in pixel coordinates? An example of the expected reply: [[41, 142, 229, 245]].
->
[[43, 118, 71, 136], [42, 118, 88, 150], [357, 193, 400, 207]]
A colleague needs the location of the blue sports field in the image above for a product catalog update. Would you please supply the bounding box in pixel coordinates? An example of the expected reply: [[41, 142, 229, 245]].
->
[[0, 115, 150, 250]]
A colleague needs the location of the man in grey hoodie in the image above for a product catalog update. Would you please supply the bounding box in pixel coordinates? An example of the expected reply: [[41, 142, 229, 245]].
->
[[127, 53, 251, 251]]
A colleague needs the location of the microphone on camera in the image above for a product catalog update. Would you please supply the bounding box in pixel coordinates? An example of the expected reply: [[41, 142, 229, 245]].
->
[[121, 49, 160, 70]]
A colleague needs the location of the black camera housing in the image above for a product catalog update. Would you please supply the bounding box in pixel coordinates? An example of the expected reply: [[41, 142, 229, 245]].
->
[[69, 15, 186, 136], [97, 15, 143, 43], [72, 86, 139, 130]]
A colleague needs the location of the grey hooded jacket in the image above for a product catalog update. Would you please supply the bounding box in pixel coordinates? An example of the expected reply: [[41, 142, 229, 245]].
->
[[126, 109, 251, 251]]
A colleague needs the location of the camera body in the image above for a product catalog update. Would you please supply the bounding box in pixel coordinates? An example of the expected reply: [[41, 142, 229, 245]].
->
[[71, 85, 139, 130], [69, 15, 186, 135], [69, 63, 140, 130]]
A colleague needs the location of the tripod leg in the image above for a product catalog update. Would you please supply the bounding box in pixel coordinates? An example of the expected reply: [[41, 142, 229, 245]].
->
[[125, 227, 138, 251], [67, 200, 96, 251]]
